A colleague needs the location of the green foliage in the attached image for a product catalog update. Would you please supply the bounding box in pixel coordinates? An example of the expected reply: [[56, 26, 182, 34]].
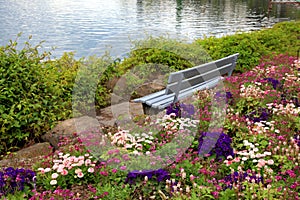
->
[[0, 36, 72, 154], [196, 21, 300, 73], [95, 183, 131, 200], [72, 54, 115, 116]]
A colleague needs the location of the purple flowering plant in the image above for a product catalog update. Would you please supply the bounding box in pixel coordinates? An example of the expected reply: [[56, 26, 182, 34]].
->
[[166, 102, 195, 118], [0, 167, 36, 198], [198, 132, 235, 161]]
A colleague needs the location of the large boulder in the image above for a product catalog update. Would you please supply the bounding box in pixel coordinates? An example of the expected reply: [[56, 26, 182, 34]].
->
[[0, 142, 52, 169], [41, 116, 99, 149]]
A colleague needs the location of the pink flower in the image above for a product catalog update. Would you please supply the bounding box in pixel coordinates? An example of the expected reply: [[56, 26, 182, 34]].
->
[[88, 167, 94, 173], [233, 157, 240, 162], [120, 166, 127, 171], [290, 183, 297, 189], [57, 165, 65, 173], [211, 191, 219, 198], [100, 171, 108, 176], [85, 159, 92, 166], [61, 169, 68, 176], [75, 168, 82, 174], [111, 168, 117, 173], [51, 173, 59, 179], [190, 174, 195, 181], [77, 172, 84, 178], [286, 170, 296, 178], [38, 168, 45, 173], [210, 171, 216, 176], [224, 160, 232, 166], [267, 159, 274, 165], [199, 168, 209, 175], [78, 155, 84, 160], [77, 160, 84, 166], [257, 159, 266, 168], [275, 176, 282, 181]]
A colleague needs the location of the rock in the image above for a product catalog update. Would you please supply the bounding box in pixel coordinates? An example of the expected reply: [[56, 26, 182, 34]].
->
[[41, 116, 99, 149], [132, 81, 165, 99], [0, 142, 52, 169], [97, 102, 144, 127]]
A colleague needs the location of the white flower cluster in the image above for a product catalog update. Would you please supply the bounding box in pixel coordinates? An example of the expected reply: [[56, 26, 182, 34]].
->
[[239, 140, 273, 172], [156, 114, 199, 130], [240, 84, 264, 98], [266, 102, 300, 115], [248, 120, 279, 135], [108, 128, 154, 152], [225, 140, 273, 174], [292, 59, 300, 71]]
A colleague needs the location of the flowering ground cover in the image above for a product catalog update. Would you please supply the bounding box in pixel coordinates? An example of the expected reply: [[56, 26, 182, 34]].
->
[[0, 53, 299, 199]]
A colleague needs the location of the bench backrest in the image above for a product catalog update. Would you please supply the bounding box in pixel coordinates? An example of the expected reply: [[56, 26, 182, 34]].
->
[[165, 53, 239, 101]]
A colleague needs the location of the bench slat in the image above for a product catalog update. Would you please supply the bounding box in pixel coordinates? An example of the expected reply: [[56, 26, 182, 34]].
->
[[166, 63, 232, 94], [132, 89, 166, 103], [168, 53, 239, 83], [153, 76, 221, 109]]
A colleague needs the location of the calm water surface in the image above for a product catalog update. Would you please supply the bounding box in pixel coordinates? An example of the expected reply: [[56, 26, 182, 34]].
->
[[0, 0, 299, 58]]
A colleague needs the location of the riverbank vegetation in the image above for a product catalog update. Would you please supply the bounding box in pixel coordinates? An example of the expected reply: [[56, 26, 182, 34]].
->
[[0, 21, 299, 199]]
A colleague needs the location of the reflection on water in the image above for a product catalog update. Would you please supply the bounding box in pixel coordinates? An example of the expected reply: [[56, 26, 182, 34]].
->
[[0, 0, 299, 58]]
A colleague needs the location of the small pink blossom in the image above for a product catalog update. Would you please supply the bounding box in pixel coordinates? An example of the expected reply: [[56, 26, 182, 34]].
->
[[267, 159, 274, 165], [88, 167, 94, 173], [85, 159, 92, 166], [51, 173, 59, 179], [61, 169, 68, 176], [75, 168, 82, 174], [77, 172, 84, 178], [100, 171, 108, 176], [257, 159, 266, 168]]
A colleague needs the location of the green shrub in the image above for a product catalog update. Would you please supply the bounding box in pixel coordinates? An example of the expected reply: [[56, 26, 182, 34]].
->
[[72, 54, 116, 116], [0, 36, 72, 154], [196, 21, 300, 73]]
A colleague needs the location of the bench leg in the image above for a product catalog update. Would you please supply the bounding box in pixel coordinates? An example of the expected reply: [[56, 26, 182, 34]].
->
[[142, 103, 162, 115]]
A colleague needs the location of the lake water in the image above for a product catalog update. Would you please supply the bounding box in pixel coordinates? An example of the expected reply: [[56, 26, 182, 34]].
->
[[0, 0, 299, 59]]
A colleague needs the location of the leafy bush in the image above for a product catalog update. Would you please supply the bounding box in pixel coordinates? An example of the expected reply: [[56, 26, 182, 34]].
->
[[196, 21, 300, 73], [72, 54, 116, 116], [0, 36, 72, 154]]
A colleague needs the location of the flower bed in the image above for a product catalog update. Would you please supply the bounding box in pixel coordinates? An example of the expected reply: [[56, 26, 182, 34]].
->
[[1, 54, 299, 199]]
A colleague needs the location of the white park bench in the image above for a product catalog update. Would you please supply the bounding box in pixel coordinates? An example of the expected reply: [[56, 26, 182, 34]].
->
[[133, 53, 239, 114]]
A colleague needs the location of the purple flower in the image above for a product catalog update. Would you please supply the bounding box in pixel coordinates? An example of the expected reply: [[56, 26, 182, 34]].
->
[[166, 102, 195, 118], [294, 134, 300, 147], [0, 167, 36, 197], [291, 97, 299, 107], [180, 103, 195, 118], [222, 171, 263, 190], [245, 108, 270, 123], [125, 169, 170, 184], [166, 102, 181, 117], [214, 91, 234, 105], [198, 132, 234, 161], [263, 78, 281, 89]]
